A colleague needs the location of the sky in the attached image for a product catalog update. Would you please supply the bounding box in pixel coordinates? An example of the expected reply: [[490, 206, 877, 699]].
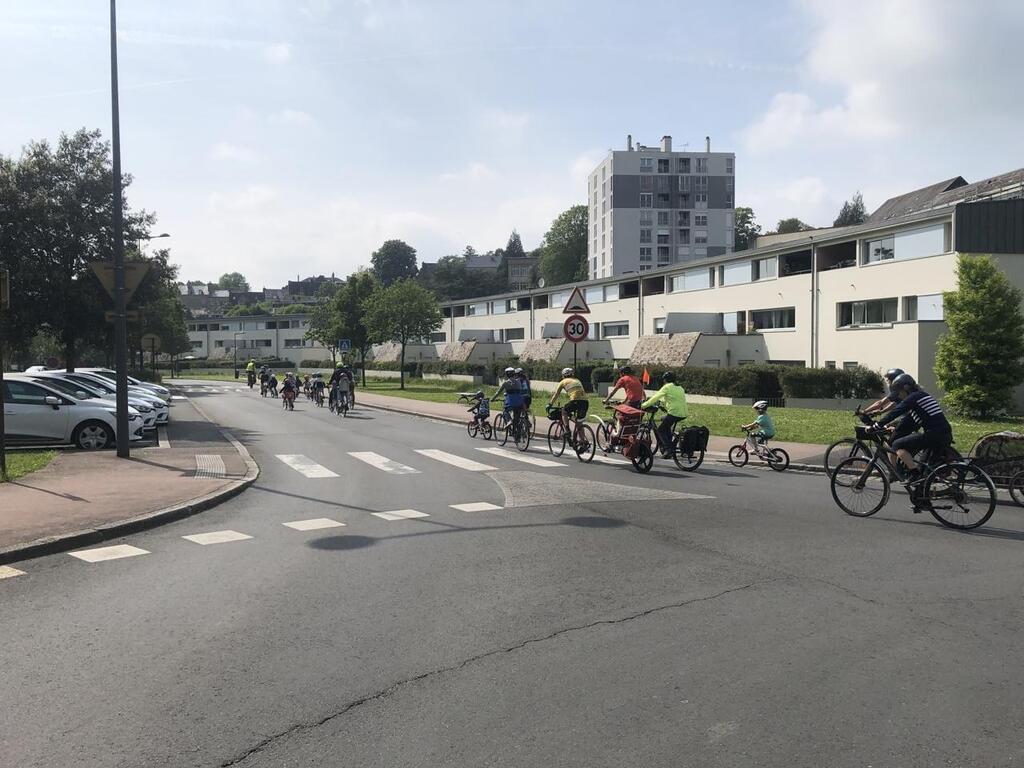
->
[[2, 0, 1023, 289]]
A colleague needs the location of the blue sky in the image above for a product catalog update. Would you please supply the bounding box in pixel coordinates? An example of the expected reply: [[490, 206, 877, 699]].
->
[[2, 0, 1022, 289]]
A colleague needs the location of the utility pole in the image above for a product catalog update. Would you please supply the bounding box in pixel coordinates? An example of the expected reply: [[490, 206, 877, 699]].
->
[[0, 269, 9, 479], [110, 0, 130, 458]]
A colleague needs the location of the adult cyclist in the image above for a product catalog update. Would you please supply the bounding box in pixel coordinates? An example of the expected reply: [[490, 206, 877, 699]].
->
[[491, 367, 526, 434], [862, 368, 906, 416], [245, 358, 257, 388], [640, 371, 689, 458], [873, 373, 953, 492], [328, 362, 346, 409], [549, 367, 588, 436]]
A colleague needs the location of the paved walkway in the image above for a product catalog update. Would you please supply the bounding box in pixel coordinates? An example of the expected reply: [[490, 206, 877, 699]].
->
[[355, 390, 829, 467], [0, 395, 251, 558]]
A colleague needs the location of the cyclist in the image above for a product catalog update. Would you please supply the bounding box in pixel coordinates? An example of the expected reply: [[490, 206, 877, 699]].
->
[[267, 370, 279, 397], [245, 358, 257, 386], [874, 373, 953, 485], [862, 368, 906, 416], [334, 368, 352, 411], [343, 365, 356, 408], [641, 371, 688, 458], [740, 400, 775, 446], [491, 367, 526, 431], [280, 372, 298, 405], [549, 367, 588, 436], [603, 365, 646, 440], [311, 371, 326, 403], [516, 368, 532, 411], [328, 362, 346, 408], [467, 390, 490, 427], [258, 365, 270, 394], [302, 373, 312, 396]]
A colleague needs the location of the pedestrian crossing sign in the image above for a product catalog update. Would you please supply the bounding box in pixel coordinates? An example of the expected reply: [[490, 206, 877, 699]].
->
[[562, 286, 590, 314], [338, 339, 352, 351]]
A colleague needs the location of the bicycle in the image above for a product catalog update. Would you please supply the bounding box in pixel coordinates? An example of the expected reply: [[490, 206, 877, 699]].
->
[[830, 419, 996, 530], [247, 370, 257, 389], [546, 405, 596, 463], [595, 404, 655, 472], [282, 388, 296, 411], [823, 406, 876, 476], [330, 384, 350, 418], [728, 427, 789, 471], [635, 406, 706, 471], [312, 386, 325, 408], [458, 393, 494, 440], [494, 405, 531, 451]]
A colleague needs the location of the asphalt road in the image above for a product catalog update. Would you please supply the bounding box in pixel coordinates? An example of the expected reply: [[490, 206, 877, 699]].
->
[[4, 380, 1024, 768]]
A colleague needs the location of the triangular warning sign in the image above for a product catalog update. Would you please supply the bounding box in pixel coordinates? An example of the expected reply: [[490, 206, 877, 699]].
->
[[90, 260, 152, 305], [562, 286, 590, 314]]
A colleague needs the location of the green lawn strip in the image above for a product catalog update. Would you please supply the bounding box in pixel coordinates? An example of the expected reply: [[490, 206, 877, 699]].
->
[[1, 450, 56, 482]]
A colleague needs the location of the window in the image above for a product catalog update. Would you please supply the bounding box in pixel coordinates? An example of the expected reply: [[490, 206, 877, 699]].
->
[[639, 209, 653, 224], [752, 257, 776, 280], [694, 230, 708, 244], [678, 157, 691, 173], [639, 248, 652, 262], [430, 332, 446, 343], [551, 290, 569, 308], [838, 298, 898, 327], [671, 265, 712, 292], [657, 211, 670, 225], [864, 236, 895, 263], [656, 175, 670, 192], [4, 380, 52, 405], [640, 228, 652, 243], [284, 338, 305, 348], [695, 193, 708, 207], [640, 157, 654, 172], [696, 157, 708, 173], [467, 303, 488, 316], [653, 317, 666, 334], [640, 175, 653, 192], [502, 327, 525, 341], [843, 362, 859, 370], [726, 157, 734, 174], [214, 340, 225, 348], [893, 224, 947, 261], [677, 246, 690, 258], [657, 158, 670, 173], [602, 322, 629, 338], [492, 301, 508, 315], [604, 283, 619, 301], [750, 307, 795, 330], [657, 246, 670, 260], [190, 340, 203, 348], [256, 339, 272, 347], [656, 193, 670, 206], [657, 232, 670, 244], [640, 193, 653, 208], [679, 176, 690, 192], [905, 293, 944, 320], [694, 176, 708, 193], [703, 359, 721, 368], [720, 260, 751, 285], [677, 228, 690, 244], [726, 178, 734, 191], [601, 165, 606, 180], [677, 210, 690, 227], [585, 286, 604, 305], [825, 361, 836, 369], [694, 213, 708, 226]]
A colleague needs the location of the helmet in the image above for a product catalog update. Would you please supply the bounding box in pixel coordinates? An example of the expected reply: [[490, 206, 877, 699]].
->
[[514, 367, 524, 375], [504, 367, 516, 376], [890, 373, 918, 394], [662, 371, 676, 384], [474, 390, 484, 398], [884, 367, 905, 381], [619, 365, 633, 376], [313, 372, 322, 377], [753, 400, 768, 411], [336, 361, 343, 368], [561, 367, 574, 377]]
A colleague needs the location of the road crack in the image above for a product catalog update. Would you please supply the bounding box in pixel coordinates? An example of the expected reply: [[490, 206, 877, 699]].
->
[[218, 581, 762, 766]]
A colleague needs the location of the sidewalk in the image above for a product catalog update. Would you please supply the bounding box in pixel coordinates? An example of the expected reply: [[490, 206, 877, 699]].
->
[[356, 390, 829, 469], [0, 394, 257, 564]]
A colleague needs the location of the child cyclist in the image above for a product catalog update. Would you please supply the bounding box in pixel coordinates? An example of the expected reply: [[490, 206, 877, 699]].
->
[[740, 400, 776, 446], [311, 372, 326, 404], [467, 390, 491, 427]]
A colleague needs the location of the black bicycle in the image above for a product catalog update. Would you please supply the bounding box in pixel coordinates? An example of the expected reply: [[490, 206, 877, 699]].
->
[[634, 406, 705, 471]]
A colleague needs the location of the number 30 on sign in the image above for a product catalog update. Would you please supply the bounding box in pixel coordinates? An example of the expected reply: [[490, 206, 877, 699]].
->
[[563, 314, 589, 342]]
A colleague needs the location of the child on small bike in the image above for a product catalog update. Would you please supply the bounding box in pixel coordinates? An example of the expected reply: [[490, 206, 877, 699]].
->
[[740, 400, 775, 445], [467, 390, 491, 425]]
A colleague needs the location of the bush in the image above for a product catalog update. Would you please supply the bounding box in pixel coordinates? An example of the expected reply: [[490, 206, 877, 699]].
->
[[299, 358, 334, 369], [131, 370, 163, 383], [778, 365, 883, 399], [421, 361, 488, 378], [591, 365, 616, 392], [365, 360, 420, 375], [174, 357, 295, 371]]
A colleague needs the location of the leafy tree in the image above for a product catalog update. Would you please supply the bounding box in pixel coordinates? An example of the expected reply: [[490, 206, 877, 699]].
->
[[363, 278, 442, 389], [539, 204, 588, 286], [305, 282, 346, 363], [833, 192, 867, 227], [733, 206, 761, 251], [371, 239, 418, 286], [334, 270, 379, 385], [775, 217, 815, 235], [218, 272, 250, 291], [275, 303, 309, 314], [225, 301, 272, 316], [935, 254, 1024, 417]]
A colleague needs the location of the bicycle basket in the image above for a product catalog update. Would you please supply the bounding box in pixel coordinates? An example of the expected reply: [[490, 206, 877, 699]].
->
[[855, 425, 874, 440], [545, 405, 562, 421]]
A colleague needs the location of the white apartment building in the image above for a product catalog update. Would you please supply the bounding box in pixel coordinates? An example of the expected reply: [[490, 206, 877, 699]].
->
[[185, 315, 328, 360], [588, 134, 736, 279]]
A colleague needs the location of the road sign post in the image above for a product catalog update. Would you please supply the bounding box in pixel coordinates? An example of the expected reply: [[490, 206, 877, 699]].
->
[[563, 314, 589, 373], [0, 269, 8, 479]]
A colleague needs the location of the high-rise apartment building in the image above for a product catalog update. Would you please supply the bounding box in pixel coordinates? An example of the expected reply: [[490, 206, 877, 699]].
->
[[587, 135, 735, 279]]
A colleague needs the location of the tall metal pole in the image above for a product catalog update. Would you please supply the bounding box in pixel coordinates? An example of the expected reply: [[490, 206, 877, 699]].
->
[[110, 0, 130, 458]]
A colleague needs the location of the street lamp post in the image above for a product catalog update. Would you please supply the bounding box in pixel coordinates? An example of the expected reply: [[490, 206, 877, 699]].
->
[[233, 331, 244, 379], [109, 0, 130, 459], [137, 232, 170, 255]]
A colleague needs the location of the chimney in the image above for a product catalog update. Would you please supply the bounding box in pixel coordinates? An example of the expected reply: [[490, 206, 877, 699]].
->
[[661, 135, 672, 152], [705, 136, 711, 153], [626, 134, 633, 151]]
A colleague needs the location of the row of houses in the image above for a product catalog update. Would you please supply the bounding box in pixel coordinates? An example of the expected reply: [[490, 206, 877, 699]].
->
[[178, 274, 342, 316]]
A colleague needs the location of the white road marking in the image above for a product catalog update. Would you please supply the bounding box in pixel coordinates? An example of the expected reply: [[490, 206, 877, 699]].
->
[[414, 449, 496, 472], [591, 454, 631, 466], [0, 565, 26, 579], [450, 502, 503, 512], [283, 518, 346, 531], [171, 395, 187, 400], [182, 530, 253, 545], [476, 447, 565, 468], [195, 454, 226, 479], [148, 427, 170, 449], [348, 451, 420, 475], [275, 454, 339, 478], [69, 544, 150, 563], [372, 509, 430, 521]]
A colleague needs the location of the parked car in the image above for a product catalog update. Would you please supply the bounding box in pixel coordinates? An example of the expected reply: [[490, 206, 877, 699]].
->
[[29, 373, 158, 432], [48, 371, 170, 425], [79, 368, 171, 400], [2, 375, 144, 449]]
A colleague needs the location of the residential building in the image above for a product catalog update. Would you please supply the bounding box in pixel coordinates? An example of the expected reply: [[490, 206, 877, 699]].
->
[[185, 313, 328, 360], [465, 252, 501, 273], [507, 252, 538, 291], [587, 134, 736, 280]]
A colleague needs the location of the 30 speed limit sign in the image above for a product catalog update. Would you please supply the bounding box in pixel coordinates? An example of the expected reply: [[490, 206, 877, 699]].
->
[[563, 314, 589, 342]]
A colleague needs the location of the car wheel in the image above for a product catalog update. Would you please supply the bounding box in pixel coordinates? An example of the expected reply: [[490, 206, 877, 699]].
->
[[73, 420, 115, 450]]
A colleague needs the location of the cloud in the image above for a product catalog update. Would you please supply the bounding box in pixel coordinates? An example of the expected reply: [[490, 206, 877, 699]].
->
[[263, 42, 291, 63], [271, 109, 315, 126], [208, 185, 279, 212], [209, 142, 258, 163], [439, 162, 497, 183]]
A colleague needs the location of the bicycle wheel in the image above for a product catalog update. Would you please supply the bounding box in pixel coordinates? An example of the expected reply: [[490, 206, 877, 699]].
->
[[824, 438, 870, 476], [494, 413, 510, 446], [547, 421, 566, 457], [514, 417, 531, 452], [728, 445, 748, 468], [672, 437, 704, 471], [768, 448, 790, 472], [481, 421, 493, 440], [630, 442, 654, 473], [830, 456, 889, 517], [574, 423, 596, 463], [467, 420, 479, 439], [1010, 469, 1024, 507], [924, 462, 996, 530], [594, 420, 613, 453]]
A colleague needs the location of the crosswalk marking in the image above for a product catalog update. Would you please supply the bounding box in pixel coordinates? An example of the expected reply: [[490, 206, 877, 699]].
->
[[415, 449, 496, 472], [476, 447, 565, 468], [348, 451, 420, 475], [372, 509, 430, 521], [283, 518, 346, 531], [450, 502, 503, 512], [182, 530, 253, 545], [0, 565, 26, 579], [195, 454, 226, 479], [69, 544, 149, 563], [275, 454, 339, 478]]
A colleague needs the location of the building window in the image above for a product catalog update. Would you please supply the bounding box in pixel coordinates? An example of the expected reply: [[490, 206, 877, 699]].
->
[[752, 257, 776, 280], [214, 340, 224, 348], [694, 176, 708, 193], [640, 175, 653, 192], [502, 327, 525, 342], [653, 317, 666, 334], [694, 230, 708, 245], [726, 157, 734, 174], [640, 228, 652, 243], [678, 157, 691, 173], [655, 175, 670, 192], [843, 362, 859, 370], [726, 178, 734, 191], [551, 290, 569, 308], [640, 193, 653, 208], [190, 340, 203, 348], [864, 236, 895, 263], [603, 322, 629, 338], [657, 158, 670, 173], [825, 361, 836, 369], [284, 338, 305, 348], [640, 157, 653, 172], [704, 359, 721, 368], [750, 307, 795, 330], [720, 260, 751, 285], [677, 229, 690, 245], [679, 176, 690, 192], [467, 303, 488, 316], [694, 213, 708, 226], [657, 211, 670, 225], [256, 339, 272, 347], [657, 246, 670, 260], [677, 210, 690, 227], [640, 209, 653, 224], [656, 193, 670, 206], [696, 157, 708, 173], [601, 165, 606, 180], [905, 293, 944, 321], [838, 298, 898, 327], [585, 286, 604, 305], [657, 232, 670, 244], [639, 248, 652, 262], [695, 193, 708, 207], [430, 332, 446, 343]]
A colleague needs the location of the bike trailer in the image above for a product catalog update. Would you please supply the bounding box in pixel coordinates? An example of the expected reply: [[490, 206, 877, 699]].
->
[[679, 426, 710, 452], [968, 431, 1024, 486]]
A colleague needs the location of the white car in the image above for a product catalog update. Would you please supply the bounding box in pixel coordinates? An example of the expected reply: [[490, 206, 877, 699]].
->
[[2, 375, 144, 449], [79, 368, 171, 400], [29, 374, 159, 432], [52, 372, 170, 425]]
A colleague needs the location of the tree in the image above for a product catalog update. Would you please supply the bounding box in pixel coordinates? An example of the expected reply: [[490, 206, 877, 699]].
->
[[363, 278, 442, 389], [225, 302, 272, 316], [275, 303, 309, 314], [334, 270, 379, 385], [305, 283, 345, 363], [733, 206, 761, 251], [371, 239, 418, 286], [218, 272, 250, 291], [934, 254, 1024, 417], [833, 192, 867, 227], [775, 218, 815, 235], [538, 204, 588, 286]]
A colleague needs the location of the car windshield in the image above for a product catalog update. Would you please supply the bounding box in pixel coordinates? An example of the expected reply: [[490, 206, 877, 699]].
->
[[33, 378, 96, 400], [68, 375, 113, 394]]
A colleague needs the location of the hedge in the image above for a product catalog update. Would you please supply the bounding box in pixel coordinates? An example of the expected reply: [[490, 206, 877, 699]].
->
[[299, 358, 335, 368], [779, 366, 883, 399], [174, 357, 296, 370]]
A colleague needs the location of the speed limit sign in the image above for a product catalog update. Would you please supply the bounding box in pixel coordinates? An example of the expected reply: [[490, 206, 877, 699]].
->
[[563, 314, 589, 342]]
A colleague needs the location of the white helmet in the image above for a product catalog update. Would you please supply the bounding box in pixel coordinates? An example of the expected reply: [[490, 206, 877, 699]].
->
[[561, 367, 574, 377], [753, 400, 768, 411], [514, 367, 524, 374], [504, 367, 516, 375]]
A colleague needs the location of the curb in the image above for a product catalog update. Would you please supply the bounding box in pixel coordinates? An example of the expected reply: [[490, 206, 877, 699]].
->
[[0, 393, 259, 567]]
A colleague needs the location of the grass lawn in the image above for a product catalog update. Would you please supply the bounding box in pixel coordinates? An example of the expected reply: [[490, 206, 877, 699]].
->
[[1, 450, 56, 482]]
